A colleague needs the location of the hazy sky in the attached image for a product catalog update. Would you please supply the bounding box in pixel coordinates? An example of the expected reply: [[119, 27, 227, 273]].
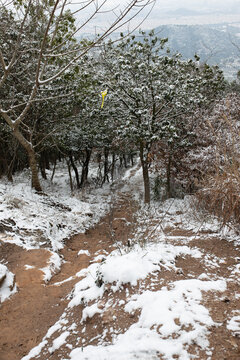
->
[[70, 0, 240, 34], [152, 0, 239, 10]]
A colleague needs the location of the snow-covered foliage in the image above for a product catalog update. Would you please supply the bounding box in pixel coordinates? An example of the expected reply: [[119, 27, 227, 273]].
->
[[0, 165, 111, 251], [102, 30, 224, 148], [97, 30, 225, 202]]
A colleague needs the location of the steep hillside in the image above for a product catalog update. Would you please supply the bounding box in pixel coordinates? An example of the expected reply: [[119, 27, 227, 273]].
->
[[154, 24, 240, 80]]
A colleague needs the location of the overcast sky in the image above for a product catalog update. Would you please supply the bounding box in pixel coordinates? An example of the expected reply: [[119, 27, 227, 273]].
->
[[69, 0, 240, 34]]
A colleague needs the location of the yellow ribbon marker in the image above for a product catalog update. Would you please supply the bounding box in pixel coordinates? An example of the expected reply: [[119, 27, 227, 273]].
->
[[101, 89, 108, 108]]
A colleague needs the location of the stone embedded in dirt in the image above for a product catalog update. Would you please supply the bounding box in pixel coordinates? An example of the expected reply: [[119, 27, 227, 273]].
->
[[222, 297, 231, 303], [129, 312, 135, 319], [0, 264, 8, 284], [176, 268, 184, 275], [0, 271, 6, 287], [86, 213, 93, 217]]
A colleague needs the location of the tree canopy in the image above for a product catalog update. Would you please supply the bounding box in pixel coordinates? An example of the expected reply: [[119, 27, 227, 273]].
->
[[0, 2, 227, 203]]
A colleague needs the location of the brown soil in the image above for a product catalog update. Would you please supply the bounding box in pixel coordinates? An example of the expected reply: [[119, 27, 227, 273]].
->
[[0, 192, 136, 360], [0, 192, 240, 360]]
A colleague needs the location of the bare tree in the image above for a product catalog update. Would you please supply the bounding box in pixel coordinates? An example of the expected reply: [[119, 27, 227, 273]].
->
[[0, 0, 155, 191]]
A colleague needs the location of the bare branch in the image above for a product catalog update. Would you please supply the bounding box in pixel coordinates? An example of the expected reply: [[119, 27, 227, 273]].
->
[[34, 129, 59, 149], [38, 0, 155, 84], [50, 0, 69, 46], [35, 0, 61, 85], [70, 0, 100, 16], [1, 0, 155, 130], [45, 0, 107, 56], [0, 108, 14, 129], [0, 0, 14, 7], [0, 49, 6, 71], [1, 91, 75, 114]]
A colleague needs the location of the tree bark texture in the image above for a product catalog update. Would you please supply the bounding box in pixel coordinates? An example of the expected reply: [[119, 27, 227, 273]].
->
[[80, 148, 92, 188], [166, 153, 172, 198], [103, 147, 110, 184], [139, 142, 151, 204], [13, 128, 42, 192], [69, 152, 80, 188]]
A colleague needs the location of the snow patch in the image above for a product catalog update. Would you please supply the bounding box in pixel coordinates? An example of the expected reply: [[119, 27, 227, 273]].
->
[[69, 243, 202, 308], [81, 303, 103, 322], [100, 243, 202, 290], [41, 252, 62, 282], [21, 340, 48, 360], [48, 331, 70, 354], [227, 314, 240, 335], [78, 250, 90, 256], [70, 279, 226, 360], [0, 264, 17, 303], [24, 265, 35, 270]]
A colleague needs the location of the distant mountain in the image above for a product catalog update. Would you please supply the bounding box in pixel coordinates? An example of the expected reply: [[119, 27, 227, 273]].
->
[[153, 24, 240, 80], [77, 23, 240, 81]]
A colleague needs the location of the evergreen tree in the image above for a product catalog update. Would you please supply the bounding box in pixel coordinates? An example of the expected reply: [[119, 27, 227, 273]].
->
[[102, 31, 225, 202]]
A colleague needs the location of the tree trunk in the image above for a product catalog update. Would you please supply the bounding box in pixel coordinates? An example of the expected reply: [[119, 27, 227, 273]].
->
[[80, 148, 92, 188], [7, 158, 14, 182], [28, 149, 42, 192], [130, 153, 134, 166], [51, 157, 57, 182], [69, 152, 80, 188], [111, 152, 116, 181], [123, 154, 127, 168], [13, 128, 42, 192], [103, 147, 109, 184], [166, 153, 172, 198], [67, 160, 73, 192], [139, 142, 151, 204], [45, 152, 50, 170], [40, 153, 47, 180]]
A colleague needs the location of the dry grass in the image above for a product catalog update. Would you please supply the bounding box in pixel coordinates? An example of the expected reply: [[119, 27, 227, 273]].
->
[[196, 94, 240, 229], [196, 171, 240, 228]]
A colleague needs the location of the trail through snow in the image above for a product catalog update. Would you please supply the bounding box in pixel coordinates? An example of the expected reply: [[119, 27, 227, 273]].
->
[[0, 163, 240, 360]]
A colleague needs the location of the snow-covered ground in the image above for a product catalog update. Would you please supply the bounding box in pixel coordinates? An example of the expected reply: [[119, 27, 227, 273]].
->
[[1, 162, 240, 359], [0, 264, 17, 303], [20, 216, 230, 360], [0, 164, 113, 291], [0, 165, 112, 252]]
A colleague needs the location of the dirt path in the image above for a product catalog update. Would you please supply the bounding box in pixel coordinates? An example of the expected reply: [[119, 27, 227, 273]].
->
[[29, 224, 240, 360], [0, 189, 240, 360], [0, 192, 136, 360], [166, 229, 240, 359]]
